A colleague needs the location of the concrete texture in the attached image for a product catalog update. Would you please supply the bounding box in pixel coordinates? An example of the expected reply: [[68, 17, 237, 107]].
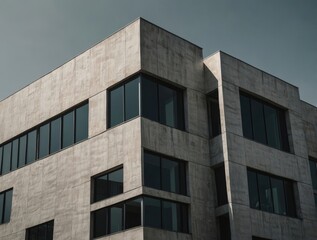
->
[[0, 18, 316, 240]]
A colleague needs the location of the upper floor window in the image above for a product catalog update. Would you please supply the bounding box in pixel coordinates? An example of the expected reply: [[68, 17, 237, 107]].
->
[[92, 167, 123, 203], [309, 157, 317, 206], [207, 90, 221, 138], [144, 150, 187, 195], [108, 74, 185, 130], [26, 220, 54, 240], [0, 188, 13, 224], [240, 92, 289, 152], [247, 168, 296, 217], [92, 196, 188, 239], [214, 164, 228, 206], [0, 102, 88, 176]]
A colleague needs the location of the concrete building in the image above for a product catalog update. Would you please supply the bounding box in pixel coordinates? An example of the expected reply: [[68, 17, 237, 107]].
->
[[0, 18, 317, 240]]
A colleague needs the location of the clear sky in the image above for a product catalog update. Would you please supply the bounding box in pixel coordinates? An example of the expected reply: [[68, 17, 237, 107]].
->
[[0, 0, 316, 105]]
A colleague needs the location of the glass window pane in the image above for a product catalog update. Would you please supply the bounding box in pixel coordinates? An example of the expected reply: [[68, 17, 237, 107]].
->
[[94, 175, 108, 202], [247, 170, 260, 209], [258, 173, 273, 212], [39, 124, 50, 159], [264, 105, 281, 149], [251, 99, 267, 144], [0, 147, 2, 175], [50, 118, 61, 154], [75, 104, 89, 142], [209, 91, 221, 137], [162, 159, 179, 194], [218, 214, 231, 240], [0, 193, 3, 224], [62, 111, 74, 148], [109, 86, 124, 127], [314, 194, 317, 207], [11, 139, 19, 171], [271, 178, 286, 215], [284, 180, 296, 217], [27, 130, 37, 164], [309, 160, 317, 190], [109, 204, 123, 234], [159, 84, 178, 128], [144, 152, 161, 190], [125, 198, 142, 229], [240, 94, 253, 139], [144, 197, 161, 228], [27, 227, 38, 240], [2, 143, 12, 175], [278, 110, 289, 152], [215, 165, 228, 206], [18, 135, 27, 168], [108, 168, 123, 197], [125, 77, 140, 120], [3, 190, 13, 223], [93, 208, 108, 238], [162, 201, 179, 231], [141, 76, 158, 122], [38, 224, 47, 240], [46, 221, 54, 240]]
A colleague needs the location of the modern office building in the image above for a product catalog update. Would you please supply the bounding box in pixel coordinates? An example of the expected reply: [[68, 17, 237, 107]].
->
[[0, 18, 316, 240]]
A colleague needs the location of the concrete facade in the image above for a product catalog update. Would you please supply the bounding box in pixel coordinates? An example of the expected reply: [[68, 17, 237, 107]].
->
[[0, 18, 316, 240]]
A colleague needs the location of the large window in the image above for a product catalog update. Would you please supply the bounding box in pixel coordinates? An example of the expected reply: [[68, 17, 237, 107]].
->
[[108, 74, 184, 130], [26, 220, 54, 240], [0, 189, 13, 224], [218, 214, 231, 240], [92, 167, 123, 203], [247, 169, 296, 217], [0, 102, 88, 176], [208, 90, 221, 138], [144, 150, 187, 195], [92, 196, 188, 238], [214, 165, 228, 206], [309, 157, 317, 206], [240, 92, 289, 151]]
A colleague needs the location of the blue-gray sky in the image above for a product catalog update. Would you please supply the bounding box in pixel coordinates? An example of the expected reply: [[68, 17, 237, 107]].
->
[[0, 0, 316, 105]]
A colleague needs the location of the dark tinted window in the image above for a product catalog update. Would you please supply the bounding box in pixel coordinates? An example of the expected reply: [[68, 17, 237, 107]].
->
[[0, 147, 2, 175], [162, 201, 179, 231], [0, 189, 13, 224], [144, 197, 161, 228], [2, 143, 11, 175], [75, 103, 89, 142], [240, 92, 289, 151], [18, 135, 27, 168], [125, 77, 140, 120], [93, 167, 123, 203], [218, 214, 231, 240], [159, 84, 178, 128], [11, 139, 19, 171], [309, 158, 317, 190], [240, 94, 253, 139], [93, 208, 108, 238], [39, 123, 50, 159], [247, 170, 259, 209], [125, 198, 142, 229], [144, 151, 186, 195], [141, 76, 158, 122], [109, 86, 124, 127], [208, 90, 221, 138], [109, 204, 123, 234], [252, 237, 271, 240], [247, 169, 296, 217], [215, 165, 228, 206], [50, 118, 61, 154], [62, 111, 74, 148], [26, 130, 37, 164], [26, 220, 54, 240]]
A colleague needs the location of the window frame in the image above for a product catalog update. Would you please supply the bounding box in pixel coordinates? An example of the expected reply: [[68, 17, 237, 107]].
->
[[239, 91, 290, 152], [143, 149, 187, 195], [0, 101, 89, 176], [0, 188, 13, 225], [247, 168, 297, 217], [91, 165, 124, 203], [25, 220, 54, 240]]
